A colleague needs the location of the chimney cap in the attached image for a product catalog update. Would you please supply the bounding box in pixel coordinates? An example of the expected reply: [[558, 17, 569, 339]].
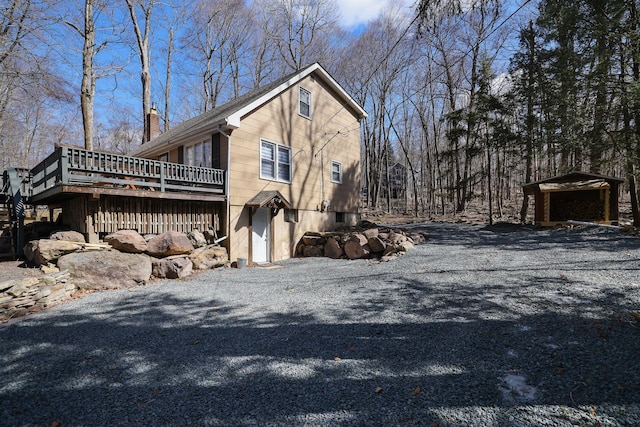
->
[[151, 101, 158, 111]]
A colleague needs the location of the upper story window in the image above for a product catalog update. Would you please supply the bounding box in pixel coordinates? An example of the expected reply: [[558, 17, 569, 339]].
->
[[299, 87, 311, 119], [260, 139, 292, 183], [331, 161, 342, 184], [185, 140, 212, 168]]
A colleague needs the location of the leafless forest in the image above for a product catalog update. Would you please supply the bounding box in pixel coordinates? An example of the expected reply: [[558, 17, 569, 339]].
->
[[2, 0, 640, 223]]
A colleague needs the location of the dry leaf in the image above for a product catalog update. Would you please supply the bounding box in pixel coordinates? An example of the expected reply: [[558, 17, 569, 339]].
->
[[412, 386, 421, 396], [590, 407, 596, 416], [334, 356, 342, 361], [348, 346, 356, 353], [630, 312, 640, 321], [50, 421, 63, 427], [375, 386, 383, 394]]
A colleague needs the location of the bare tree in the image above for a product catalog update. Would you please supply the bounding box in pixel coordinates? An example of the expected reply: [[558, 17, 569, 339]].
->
[[256, 0, 341, 72], [0, 0, 76, 169], [124, 0, 155, 143], [181, 0, 252, 112], [155, 0, 188, 132], [64, 0, 113, 150]]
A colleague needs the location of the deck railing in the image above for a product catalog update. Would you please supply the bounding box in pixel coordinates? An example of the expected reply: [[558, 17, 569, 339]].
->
[[30, 146, 225, 198]]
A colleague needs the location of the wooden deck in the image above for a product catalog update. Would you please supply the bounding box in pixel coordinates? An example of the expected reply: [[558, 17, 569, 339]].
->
[[29, 146, 226, 203]]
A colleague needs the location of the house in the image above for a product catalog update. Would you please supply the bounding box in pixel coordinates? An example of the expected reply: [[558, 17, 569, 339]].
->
[[129, 63, 367, 263], [522, 171, 624, 226], [0, 63, 366, 263], [384, 162, 407, 199]]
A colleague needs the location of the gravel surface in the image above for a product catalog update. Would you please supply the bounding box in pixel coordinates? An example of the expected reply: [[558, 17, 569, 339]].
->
[[2, 222, 640, 426]]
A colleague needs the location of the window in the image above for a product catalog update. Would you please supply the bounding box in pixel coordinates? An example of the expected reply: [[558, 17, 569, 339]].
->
[[260, 139, 292, 183], [158, 153, 169, 162], [331, 161, 342, 184], [185, 140, 212, 168], [336, 212, 345, 223], [299, 87, 311, 119], [284, 209, 298, 223]]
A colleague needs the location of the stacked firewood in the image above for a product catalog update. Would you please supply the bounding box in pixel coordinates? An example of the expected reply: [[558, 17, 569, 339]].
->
[[550, 199, 604, 222]]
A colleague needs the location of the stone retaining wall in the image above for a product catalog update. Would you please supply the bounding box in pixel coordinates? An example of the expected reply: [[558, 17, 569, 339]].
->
[[296, 226, 429, 261]]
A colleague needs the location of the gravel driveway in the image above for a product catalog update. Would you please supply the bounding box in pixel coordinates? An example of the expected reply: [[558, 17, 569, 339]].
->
[[2, 222, 640, 426]]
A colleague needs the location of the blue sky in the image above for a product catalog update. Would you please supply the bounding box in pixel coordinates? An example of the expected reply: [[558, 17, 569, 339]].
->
[[337, 0, 417, 28]]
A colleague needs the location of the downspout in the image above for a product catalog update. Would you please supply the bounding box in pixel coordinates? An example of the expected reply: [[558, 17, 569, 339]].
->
[[218, 125, 232, 259]]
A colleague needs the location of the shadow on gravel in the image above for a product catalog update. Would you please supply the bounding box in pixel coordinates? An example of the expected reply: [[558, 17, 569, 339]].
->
[[2, 223, 640, 426], [2, 292, 640, 426], [417, 222, 640, 254]]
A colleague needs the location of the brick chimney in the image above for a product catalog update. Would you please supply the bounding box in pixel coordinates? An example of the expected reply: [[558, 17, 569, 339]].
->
[[145, 102, 160, 143]]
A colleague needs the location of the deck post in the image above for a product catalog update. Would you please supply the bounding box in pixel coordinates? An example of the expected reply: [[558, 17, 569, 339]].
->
[[60, 147, 69, 185], [160, 163, 166, 192]]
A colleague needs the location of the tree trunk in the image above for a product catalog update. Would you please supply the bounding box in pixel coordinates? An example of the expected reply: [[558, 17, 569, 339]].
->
[[81, 0, 95, 150]]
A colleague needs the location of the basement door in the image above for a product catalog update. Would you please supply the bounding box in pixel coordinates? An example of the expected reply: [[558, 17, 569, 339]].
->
[[252, 207, 270, 263]]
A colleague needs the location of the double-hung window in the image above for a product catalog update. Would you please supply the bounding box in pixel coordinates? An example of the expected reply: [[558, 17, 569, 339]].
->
[[261, 139, 292, 183], [331, 161, 342, 184], [299, 87, 311, 119]]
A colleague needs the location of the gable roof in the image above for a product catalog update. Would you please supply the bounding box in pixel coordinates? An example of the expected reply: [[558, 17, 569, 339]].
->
[[130, 63, 367, 157]]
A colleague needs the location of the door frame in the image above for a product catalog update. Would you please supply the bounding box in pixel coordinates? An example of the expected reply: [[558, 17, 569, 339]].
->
[[249, 207, 271, 264]]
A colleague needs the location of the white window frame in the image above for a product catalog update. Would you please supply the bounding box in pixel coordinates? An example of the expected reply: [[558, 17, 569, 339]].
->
[[260, 139, 292, 183], [331, 160, 342, 184], [299, 87, 311, 119]]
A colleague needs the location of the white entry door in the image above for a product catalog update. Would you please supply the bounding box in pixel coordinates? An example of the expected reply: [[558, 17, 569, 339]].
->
[[252, 207, 270, 263]]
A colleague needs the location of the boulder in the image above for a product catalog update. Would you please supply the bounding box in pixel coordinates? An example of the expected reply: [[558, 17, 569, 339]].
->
[[152, 256, 193, 279], [189, 245, 229, 269], [50, 230, 86, 243], [187, 230, 208, 248], [363, 228, 379, 239], [383, 245, 398, 256], [398, 241, 414, 252], [24, 239, 83, 266], [302, 245, 323, 257], [367, 236, 387, 253], [387, 231, 407, 245], [146, 231, 194, 257], [57, 250, 152, 290], [324, 238, 343, 259], [302, 235, 324, 246], [349, 233, 368, 246], [409, 231, 429, 244], [104, 230, 147, 253], [344, 240, 370, 260]]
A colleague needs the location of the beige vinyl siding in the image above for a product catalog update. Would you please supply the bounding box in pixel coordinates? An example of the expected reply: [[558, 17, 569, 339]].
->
[[228, 75, 360, 213], [227, 207, 358, 263], [226, 75, 361, 262]]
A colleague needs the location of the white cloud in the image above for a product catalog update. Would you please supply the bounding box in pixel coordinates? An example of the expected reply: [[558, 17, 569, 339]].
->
[[337, 0, 416, 28]]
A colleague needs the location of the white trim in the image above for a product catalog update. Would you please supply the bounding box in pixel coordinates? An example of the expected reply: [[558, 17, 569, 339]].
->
[[130, 63, 367, 159], [227, 63, 367, 126], [330, 160, 342, 184], [299, 87, 312, 119], [260, 138, 292, 183]]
